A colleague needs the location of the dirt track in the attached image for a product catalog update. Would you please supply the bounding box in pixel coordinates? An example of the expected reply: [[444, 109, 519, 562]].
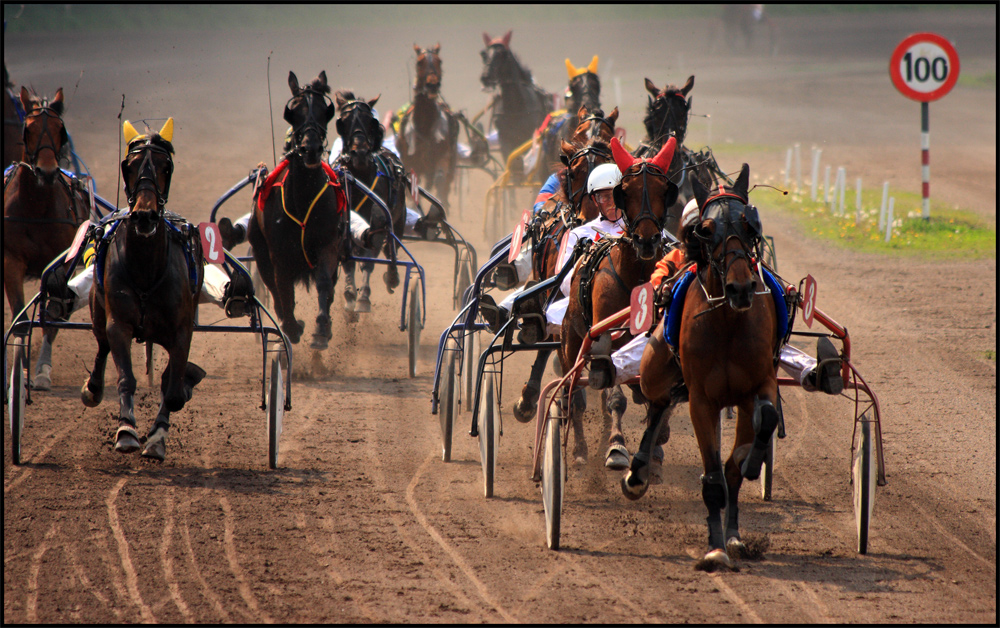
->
[[4, 8, 996, 623]]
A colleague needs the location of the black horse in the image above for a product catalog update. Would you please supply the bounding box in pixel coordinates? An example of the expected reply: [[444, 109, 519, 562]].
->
[[535, 56, 602, 175], [633, 76, 718, 238], [332, 90, 406, 312], [479, 31, 553, 162], [248, 71, 347, 350], [81, 118, 206, 461]]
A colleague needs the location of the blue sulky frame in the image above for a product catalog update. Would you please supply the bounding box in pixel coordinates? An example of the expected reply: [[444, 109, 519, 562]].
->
[[4, 188, 295, 467]]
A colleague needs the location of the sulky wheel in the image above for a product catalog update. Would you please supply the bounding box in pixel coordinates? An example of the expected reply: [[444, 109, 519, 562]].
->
[[542, 410, 564, 551], [853, 416, 877, 554], [267, 357, 285, 469], [9, 346, 28, 465], [462, 331, 480, 414], [455, 257, 473, 311], [760, 431, 775, 501], [439, 345, 459, 462], [478, 372, 499, 498], [407, 279, 422, 378]]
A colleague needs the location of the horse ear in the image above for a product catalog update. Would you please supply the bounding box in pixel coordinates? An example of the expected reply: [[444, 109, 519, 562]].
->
[[502, 30, 511, 47], [560, 139, 575, 158], [691, 173, 710, 211], [565, 58, 577, 80], [318, 71, 328, 87], [414, 44, 422, 54], [335, 92, 347, 107], [482, 32, 492, 47], [369, 94, 380, 108], [158, 117, 174, 143], [51, 88, 65, 115], [19, 87, 31, 112], [644, 78, 659, 97], [607, 106, 619, 125], [432, 43, 440, 54], [577, 104, 588, 119], [682, 75, 695, 96], [650, 136, 677, 173], [610, 137, 636, 174], [733, 163, 750, 200], [288, 71, 300, 95], [587, 55, 599, 74], [123, 119, 140, 145]]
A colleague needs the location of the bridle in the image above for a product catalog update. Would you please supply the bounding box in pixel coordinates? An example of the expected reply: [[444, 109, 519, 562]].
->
[[693, 192, 768, 308], [648, 90, 689, 150], [480, 43, 510, 87], [121, 137, 173, 208], [286, 86, 332, 158], [338, 100, 382, 155], [619, 162, 676, 240], [564, 142, 611, 218], [567, 72, 600, 113], [415, 48, 442, 97], [21, 105, 67, 166]]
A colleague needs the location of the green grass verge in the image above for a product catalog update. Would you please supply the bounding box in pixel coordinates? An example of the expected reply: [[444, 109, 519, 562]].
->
[[958, 71, 997, 89], [756, 184, 996, 260]]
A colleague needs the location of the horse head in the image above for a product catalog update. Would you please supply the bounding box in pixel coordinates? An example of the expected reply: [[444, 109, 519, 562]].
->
[[559, 131, 612, 222], [688, 163, 763, 312], [414, 44, 443, 97], [610, 136, 679, 260], [571, 104, 618, 144], [565, 56, 601, 115], [283, 71, 335, 168], [643, 75, 694, 148], [334, 91, 383, 170], [121, 118, 175, 237], [479, 31, 513, 89], [19, 86, 68, 181]]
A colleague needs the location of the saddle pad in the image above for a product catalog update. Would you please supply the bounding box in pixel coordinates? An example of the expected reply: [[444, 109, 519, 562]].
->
[[664, 267, 789, 351], [255, 159, 345, 214]]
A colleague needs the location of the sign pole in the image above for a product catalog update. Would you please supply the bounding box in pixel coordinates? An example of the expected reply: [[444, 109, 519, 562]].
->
[[921, 101, 930, 220]]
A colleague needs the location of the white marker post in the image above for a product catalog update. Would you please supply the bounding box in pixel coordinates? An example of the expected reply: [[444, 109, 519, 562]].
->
[[810, 147, 821, 201], [856, 177, 863, 225], [824, 166, 831, 205], [879, 181, 890, 231], [837, 168, 846, 215], [794, 143, 802, 191], [885, 198, 895, 242], [784, 148, 793, 186], [890, 32, 960, 221]]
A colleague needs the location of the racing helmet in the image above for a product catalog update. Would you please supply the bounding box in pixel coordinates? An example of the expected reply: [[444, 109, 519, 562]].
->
[[681, 198, 701, 228], [587, 163, 622, 195]]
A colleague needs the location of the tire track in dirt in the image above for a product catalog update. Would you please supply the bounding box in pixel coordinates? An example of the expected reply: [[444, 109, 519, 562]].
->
[[24, 521, 60, 622], [159, 487, 194, 621], [178, 493, 232, 622], [219, 494, 274, 623], [62, 539, 124, 621], [106, 476, 156, 622], [3, 423, 74, 494]]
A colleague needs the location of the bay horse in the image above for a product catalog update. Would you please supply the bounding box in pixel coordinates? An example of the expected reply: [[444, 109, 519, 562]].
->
[[248, 70, 347, 349], [510, 107, 617, 423], [479, 31, 553, 162], [558, 137, 679, 465], [332, 90, 405, 313], [632, 163, 781, 571], [395, 44, 459, 209], [3, 86, 90, 390], [633, 75, 716, 238], [536, 56, 602, 176], [81, 118, 206, 461]]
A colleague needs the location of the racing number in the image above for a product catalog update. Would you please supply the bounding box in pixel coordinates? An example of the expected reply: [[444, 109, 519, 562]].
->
[[802, 274, 817, 328], [630, 282, 654, 335], [199, 222, 224, 264]]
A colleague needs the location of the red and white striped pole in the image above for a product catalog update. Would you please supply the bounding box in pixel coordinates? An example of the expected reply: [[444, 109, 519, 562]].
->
[[921, 101, 930, 220]]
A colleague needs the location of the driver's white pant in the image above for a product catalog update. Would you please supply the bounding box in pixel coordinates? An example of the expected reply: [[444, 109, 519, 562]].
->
[[67, 263, 232, 313], [232, 210, 370, 247]]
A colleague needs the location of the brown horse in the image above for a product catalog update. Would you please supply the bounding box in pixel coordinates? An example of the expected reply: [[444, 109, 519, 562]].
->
[[509, 107, 618, 424], [81, 118, 206, 461], [632, 163, 780, 571], [3, 86, 89, 389], [395, 44, 459, 209], [558, 137, 678, 464], [332, 90, 405, 312], [248, 71, 347, 349]]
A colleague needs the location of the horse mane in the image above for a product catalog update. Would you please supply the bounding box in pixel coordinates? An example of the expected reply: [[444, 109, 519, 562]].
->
[[130, 132, 175, 156], [336, 89, 357, 102], [306, 76, 332, 95]]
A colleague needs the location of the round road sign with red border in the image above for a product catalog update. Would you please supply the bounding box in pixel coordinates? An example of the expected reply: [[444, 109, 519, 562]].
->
[[890, 32, 960, 102]]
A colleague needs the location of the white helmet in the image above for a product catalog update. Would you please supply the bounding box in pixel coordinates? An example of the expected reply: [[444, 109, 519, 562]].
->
[[681, 198, 701, 228], [587, 163, 622, 195]]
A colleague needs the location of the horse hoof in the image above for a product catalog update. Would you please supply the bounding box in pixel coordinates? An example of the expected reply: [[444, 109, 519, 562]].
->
[[115, 425, 141, 454], [32, 365, 52, 391], [696, 548, 737, 572], [512, 397, 536, 423], [140, 428, 167, 461], [649, 446, 664, 485], [356, 297, 371, 313], [726, 536, 747, 559], [383, 270, 400, 293], [310, 335, 329, 350], [605, 444, 630, 470], [343, 296, 356, 312], [621, 472, 649, 501], [81, 380, 103, 407], [343, 309, 359, 324]]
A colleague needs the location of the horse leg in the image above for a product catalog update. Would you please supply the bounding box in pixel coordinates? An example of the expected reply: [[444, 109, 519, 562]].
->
[[342, 257, 357, 312], [32, 327, 58, 391], [357, 260, 373, 313], [512, 348, 550, 422], [271, 262, 303, 344], [81, 327, 110, 408], [688, 395, 735, 572], [381, 231, 399, 294], [3, 258, 28, 334], [310, 257, 337, 350], [106, 323, 141, 453], [604, 385, 631, 470], [621, 400, 673, 499], [569, 386, 588, 464]]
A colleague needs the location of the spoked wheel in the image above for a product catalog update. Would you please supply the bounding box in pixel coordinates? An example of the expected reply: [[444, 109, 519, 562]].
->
[[439, 346, 459, 462], [267, 357, 285, 469], [760, 431, 775, 501], [251, 252, 270, 309], [9, 346, 27, 465], [462, 331, 480, 414], [455, 257, 473, 311], [407, 279, 422, 378], [853, 415, 876, 554], [542, 408, 565, 551], [478, 372, 499, 497]]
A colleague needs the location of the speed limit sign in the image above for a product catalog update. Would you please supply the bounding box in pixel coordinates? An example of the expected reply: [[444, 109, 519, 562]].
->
[[890, 32, 960, 102]]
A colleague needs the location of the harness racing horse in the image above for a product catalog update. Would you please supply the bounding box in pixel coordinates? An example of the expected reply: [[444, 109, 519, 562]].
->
[[248, 71, 347, 349], [634, 76, 717, 238], [395, 44, 459, 209], [81, 118, 206, 461], [3, 86, 90, 390], [332, 91, 405, 313], [632, 164, 781, 571], [479, 31, 553, 162], [558, 137, 679, 465], [510, 108, 617, 423], [536, 56, 602, 176]]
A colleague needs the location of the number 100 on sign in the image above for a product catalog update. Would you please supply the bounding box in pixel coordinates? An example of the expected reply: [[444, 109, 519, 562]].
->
[[890, 33, 960, 102]]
